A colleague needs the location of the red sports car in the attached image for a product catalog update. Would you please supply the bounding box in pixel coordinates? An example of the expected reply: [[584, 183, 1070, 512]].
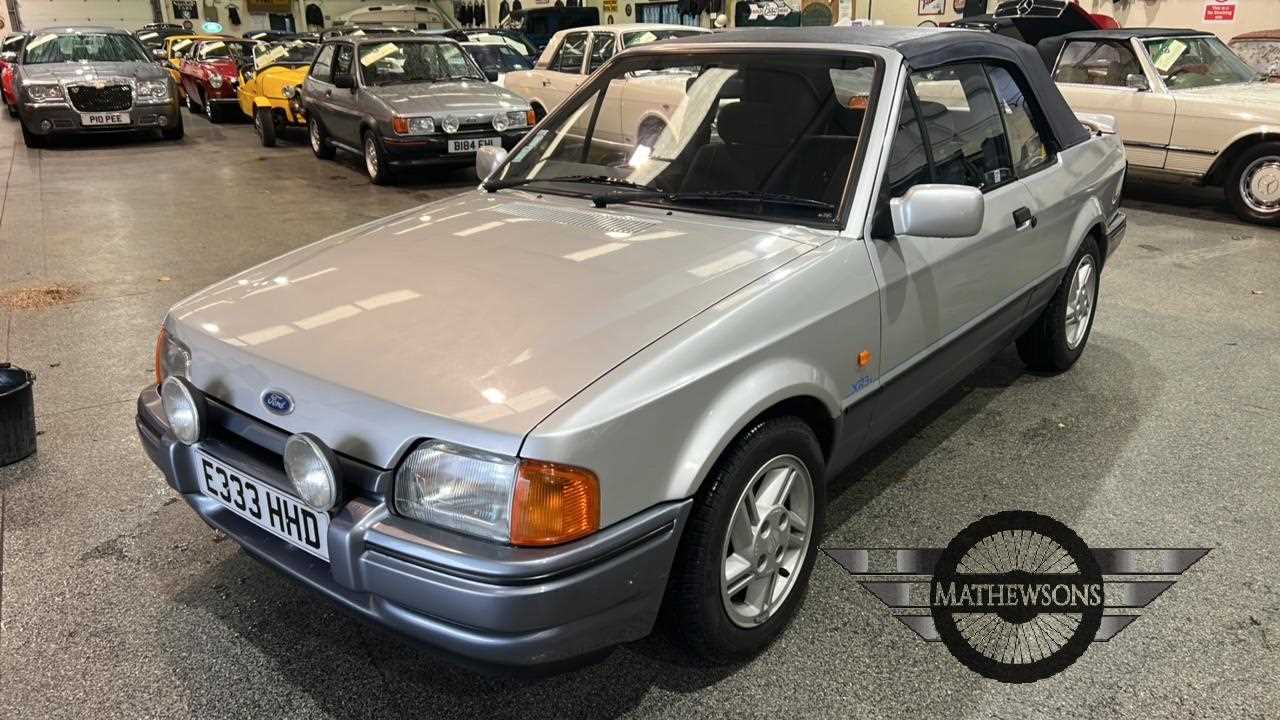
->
[[1, 33, 28, 118], [179, 38, 258, 122]]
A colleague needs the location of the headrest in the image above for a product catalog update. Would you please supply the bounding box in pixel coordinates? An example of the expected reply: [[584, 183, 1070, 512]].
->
[[716, 101, 793, 147]]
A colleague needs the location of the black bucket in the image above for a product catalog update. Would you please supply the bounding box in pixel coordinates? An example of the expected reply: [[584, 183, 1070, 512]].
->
[[0, 363, 36, 466]]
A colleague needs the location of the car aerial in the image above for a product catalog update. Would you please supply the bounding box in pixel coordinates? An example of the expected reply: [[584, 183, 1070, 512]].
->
[[1039, 28, 1280, 225], [461, 40, 532, 83], [0, 33, 28, 117], [1228, 29, 1280, 81], [15, 26, 182, 147], [138, 25, 1126, 669], [159, 34, 221, 99], [180, 38, 260, 122], [503, 23, 709, 121], [300, 35, 534, 184], [236, 39, 318, 146]]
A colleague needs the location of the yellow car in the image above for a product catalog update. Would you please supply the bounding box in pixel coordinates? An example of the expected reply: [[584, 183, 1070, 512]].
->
[[236, 41, 318, 147], [162, 34, 223, 98]]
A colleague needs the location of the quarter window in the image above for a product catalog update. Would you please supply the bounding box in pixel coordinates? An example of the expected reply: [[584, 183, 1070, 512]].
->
[[311, 44, 335, 80], [553, 32, 587, 74], [883, 94, 932, 198], [987, 66, 1052, 176], [1054, 40, 1143, 87], [333, 44, 354, 78], [588, 33, 615, 73], [909, 64, 1013, 191]]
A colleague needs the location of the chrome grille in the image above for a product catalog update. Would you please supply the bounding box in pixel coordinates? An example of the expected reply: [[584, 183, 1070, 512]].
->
[[67, 84, 132, 112], [493, 201, 658, 235]]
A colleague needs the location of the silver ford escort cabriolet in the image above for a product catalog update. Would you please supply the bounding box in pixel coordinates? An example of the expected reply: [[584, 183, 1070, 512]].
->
[[137, 26, 1126, 669]]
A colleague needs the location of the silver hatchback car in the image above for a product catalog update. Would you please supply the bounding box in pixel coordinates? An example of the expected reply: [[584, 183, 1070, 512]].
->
[[138, 26, 1126, 670]]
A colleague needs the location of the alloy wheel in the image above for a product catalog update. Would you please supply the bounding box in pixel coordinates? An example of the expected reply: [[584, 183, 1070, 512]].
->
[[310, 119, 321, 152], [365, 135, 379, 178], [1064, 254, 1096, 350], [719, 454, 814, 628], [1240, 156, 1280, 215]]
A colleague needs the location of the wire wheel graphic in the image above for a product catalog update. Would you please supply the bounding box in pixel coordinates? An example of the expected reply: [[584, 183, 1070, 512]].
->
[[930, 511, 1104, 683]]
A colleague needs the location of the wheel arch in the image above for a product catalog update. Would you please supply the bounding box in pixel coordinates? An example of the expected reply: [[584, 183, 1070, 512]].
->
[[1204, 129, 1280, 186]]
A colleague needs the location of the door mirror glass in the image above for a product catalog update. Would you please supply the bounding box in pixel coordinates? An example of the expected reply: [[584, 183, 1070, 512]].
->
[[333, 73, 355, 89], [475, 145, 508, 180], [151, 47, 166, 62], [889, 184, 985, 238], [1125, 73, 1150, 91]]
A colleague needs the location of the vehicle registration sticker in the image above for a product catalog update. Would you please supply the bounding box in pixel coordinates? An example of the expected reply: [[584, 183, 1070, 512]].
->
[[195, 450, 329, 561], [448, 137, 498, 153], [81, 112, 130, 126]]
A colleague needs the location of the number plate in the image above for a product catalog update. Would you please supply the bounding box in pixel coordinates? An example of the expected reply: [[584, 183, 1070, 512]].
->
[[81, 112, 130, 126], [447, 136, 498, 153], [196, 450, 329, 561]]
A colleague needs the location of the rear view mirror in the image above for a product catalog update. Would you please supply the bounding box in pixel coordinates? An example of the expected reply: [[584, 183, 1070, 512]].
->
[[1125, 73, 1150, 91], [475, 145, 508, 180], [889, 184, 984, 238]]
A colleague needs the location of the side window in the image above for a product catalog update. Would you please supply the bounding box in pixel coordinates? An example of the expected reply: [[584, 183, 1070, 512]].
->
[[587, 33, 615, 73], [553, 32, 587, 74], [333, 43, 354, 78], [910, 64, 1013, 191], [311, 44, 335, 80], [1053, 40, 1143, 87], [987, 65, 1053, 177], [883, 92, 932, 198]]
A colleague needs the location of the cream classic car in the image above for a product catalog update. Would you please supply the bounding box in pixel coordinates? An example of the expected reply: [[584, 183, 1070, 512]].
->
[[1040, 28, 1280, 225], [502, 23, 708, 143]]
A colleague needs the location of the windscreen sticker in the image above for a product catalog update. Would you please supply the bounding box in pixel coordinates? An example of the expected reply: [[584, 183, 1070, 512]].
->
[[360, 42, 400, 66], [203, 41, 226, 53], [1152, 39, 1187, 72], [257, 45, 288, 66]]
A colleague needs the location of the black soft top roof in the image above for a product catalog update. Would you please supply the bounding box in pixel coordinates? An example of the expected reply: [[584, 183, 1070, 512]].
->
[[661, 26, 1090, 149]]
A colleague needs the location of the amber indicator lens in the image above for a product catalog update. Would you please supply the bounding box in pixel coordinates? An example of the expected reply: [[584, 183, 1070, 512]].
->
[[510, 460, 600, 547]]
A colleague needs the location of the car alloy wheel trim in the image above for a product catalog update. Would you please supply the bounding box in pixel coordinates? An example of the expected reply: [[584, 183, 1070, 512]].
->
[[1064, 254, 1095, 351], [310, 119, 321, 152], [1241, 156, 1280, 214], [254, 110, 262, 136], [365, 136, 378, 177], [719, 453, 814, 629]]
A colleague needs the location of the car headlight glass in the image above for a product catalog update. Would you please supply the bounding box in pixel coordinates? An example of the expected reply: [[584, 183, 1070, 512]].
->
[[394, 441, 517, 542], [284, 433, 341, 511], [491, 112, 509, 132], [409, 116, 434, 134], [281, 85, 295, 99], [154, 328, 191, 383], [160, 376, 205, 445], [506, 110, 531, 129], [136, 79, 169, 102], [440, 114, 459, 134], [26, 83, 63, 102], [209, 74, 223, 89]]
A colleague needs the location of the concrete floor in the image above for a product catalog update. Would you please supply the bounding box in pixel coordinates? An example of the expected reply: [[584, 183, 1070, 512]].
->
[[0, 113, 1277, 719]]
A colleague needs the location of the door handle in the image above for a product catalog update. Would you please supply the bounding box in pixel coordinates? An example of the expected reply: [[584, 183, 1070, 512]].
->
[[541, 79, 551, 87], [1013, 206, 1037, 231]]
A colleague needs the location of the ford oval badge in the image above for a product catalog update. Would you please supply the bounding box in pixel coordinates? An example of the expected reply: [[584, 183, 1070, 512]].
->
[[261, 389, 294, 415]]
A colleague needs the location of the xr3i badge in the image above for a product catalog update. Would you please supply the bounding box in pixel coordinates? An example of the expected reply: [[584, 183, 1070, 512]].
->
[[825, 511, 1210, 683]]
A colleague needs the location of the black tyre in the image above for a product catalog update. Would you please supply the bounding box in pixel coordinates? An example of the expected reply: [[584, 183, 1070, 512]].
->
[[6, 103, 16, 118], [255, 107, 276, 147], [1224, 141, 1280, 226], [161, 114, 184, 141], [1016, 234, 1100, 372], [308, 116, 334, 159], [186, 91, 199, 113], [531, 102, 546, 122], [665, 416, 826, 662], [20, 123, 44, 148], [362, 130, 394, 185]]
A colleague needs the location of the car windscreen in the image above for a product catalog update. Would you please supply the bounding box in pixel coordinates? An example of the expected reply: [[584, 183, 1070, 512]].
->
[[622, 29, 706, 49], [197, 40, 257, 61], [488, 51, 878, 225], [358, 41, 486, 85], [1143, 36, 1258, 89], [464, 43, 531, 73], [23, 32, 148, 64], [1227, 39, 1280, 76], [253, 40, 317, 70]]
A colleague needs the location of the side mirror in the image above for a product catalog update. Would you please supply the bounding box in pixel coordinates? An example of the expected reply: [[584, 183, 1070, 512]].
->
[[151, 47, 166, 61], [485, 69, 499, 82], [475, 145, 508, 180], [1125, 73, 1150, 91], [333, 73, 355, 90], [889, 184, 984, 238]]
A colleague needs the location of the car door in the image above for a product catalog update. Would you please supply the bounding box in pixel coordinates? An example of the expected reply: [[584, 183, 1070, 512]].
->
[[868, 63, 1041, 433], [324, 43, 362, 144], [302, 43, 337, 133], [542, 31, 588, 112], [1050, 38, 1174, 169]]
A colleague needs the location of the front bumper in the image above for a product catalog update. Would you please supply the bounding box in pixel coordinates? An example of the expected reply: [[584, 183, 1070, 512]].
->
[[136, 385, 689, 670], [382, 128, 528, 167], [21, 100, 180, 135]]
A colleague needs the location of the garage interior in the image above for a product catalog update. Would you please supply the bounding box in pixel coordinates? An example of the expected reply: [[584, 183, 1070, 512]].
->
[[0, 2, 1278, 719]]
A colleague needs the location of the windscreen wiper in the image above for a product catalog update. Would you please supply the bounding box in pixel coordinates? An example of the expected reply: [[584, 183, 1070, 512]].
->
[[482, 174, 654, 193], [589, 188, 836, 213]]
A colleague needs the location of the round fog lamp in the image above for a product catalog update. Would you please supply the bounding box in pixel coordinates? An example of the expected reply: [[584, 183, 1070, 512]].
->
[[491, 112, 509, 132], [160, 376, 206, 445], [284, 433, 341, 511], [440, 114, 459, 134], [39, 120, 52, 132]]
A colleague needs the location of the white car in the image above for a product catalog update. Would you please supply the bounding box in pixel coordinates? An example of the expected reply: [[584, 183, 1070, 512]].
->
[[1040, 28, 1280, 225], [503, 23, 709, 137]]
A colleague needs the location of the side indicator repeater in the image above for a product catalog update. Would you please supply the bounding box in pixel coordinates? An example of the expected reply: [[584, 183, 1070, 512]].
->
[[857, 350, 872, 368]]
